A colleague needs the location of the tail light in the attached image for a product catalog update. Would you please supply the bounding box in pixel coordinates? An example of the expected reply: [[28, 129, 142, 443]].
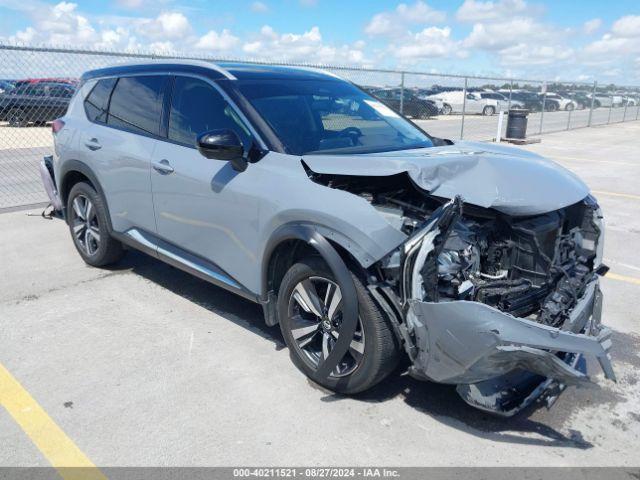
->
[[52, 119, 65, 134]]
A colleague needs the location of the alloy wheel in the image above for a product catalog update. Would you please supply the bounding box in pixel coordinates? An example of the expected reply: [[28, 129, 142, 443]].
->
[[71, 194, 101, 256], [287, 276, 365, 378]]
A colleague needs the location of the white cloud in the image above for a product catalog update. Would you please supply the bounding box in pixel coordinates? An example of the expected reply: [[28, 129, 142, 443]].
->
[[611, 15, 640, 38], [116, 0, 144, 9], [455, 0, 533, 23], [7, 2, 97, 45], [395, 27, 462, 59], [250, 1, 268, 13], [194, 29, 239, 51], [498, 43, 573, 66], [463, 17, 542, 50], [583, 18, 602, 35], [242, 25, 366, 64], [583, 16, 640, 62], [139, 12, 191, 40], [365, 1, 446, 37]]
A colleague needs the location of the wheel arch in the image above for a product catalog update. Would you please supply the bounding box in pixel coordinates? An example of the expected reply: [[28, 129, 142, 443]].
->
[[261, 224, 370, 306], [59, 160, 112, 231], [261, 223, 360, 379]]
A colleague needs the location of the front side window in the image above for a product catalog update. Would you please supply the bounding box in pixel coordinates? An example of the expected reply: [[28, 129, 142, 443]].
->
[[168, 76, 252, 148], [84, 78, 116, 123], [108, 75, 167, 136], [236, 79, 433, 155]]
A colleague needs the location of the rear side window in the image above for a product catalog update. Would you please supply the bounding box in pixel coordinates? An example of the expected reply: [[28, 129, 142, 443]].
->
[[168, 76, 251, 147], [84, 78, 116, 123], [108, 76, 167, 136]]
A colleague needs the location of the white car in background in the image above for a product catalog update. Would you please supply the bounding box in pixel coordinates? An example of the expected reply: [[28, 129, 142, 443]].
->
[[428, 90, 522, 116], [542, 92, 576, 111]]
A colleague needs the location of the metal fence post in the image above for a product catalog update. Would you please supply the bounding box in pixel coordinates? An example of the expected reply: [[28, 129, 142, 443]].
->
[[607, 95, 613, 124], [622, 96, 628, 122], [636, 100, 640, 120], [588, 81, 597, 127], [399, 72, 405, 115], [507, 80, 513, 111], [566, 102, 572, 130], [539, 83, 547, 135], [460, 77, 468, 140]]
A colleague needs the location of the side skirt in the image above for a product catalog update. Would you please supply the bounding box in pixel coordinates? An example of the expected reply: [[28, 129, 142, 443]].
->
[[112, 228, 259, 304]]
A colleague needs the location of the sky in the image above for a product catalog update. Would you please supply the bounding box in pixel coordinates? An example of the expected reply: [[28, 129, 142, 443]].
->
[[0, 0, 639, 84]]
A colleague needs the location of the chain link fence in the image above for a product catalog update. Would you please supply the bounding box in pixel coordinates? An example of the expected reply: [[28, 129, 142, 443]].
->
[[1, 43, 639, 210]]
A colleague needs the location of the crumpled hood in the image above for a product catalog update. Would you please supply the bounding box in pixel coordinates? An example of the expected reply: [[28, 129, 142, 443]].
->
[[303, 141, 590, 216]]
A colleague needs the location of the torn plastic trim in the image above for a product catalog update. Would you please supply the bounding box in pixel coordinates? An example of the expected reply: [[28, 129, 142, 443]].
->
[[400, 195, 463, 306], [40, 155, 63, 211], [406, 277, 615, 388]]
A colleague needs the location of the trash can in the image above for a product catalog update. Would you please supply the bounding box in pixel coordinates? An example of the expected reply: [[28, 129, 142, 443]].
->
[[506, 109, 529, 139]]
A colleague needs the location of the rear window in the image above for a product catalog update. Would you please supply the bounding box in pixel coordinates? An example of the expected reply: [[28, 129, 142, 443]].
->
[[84, 78, 116, 123], [107, 76, 167, 136]]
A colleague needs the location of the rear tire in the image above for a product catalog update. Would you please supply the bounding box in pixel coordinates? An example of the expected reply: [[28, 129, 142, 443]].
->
[[278, 257, 400, 394], [482, 105, 495, 116], [67, 182, 125, 267]]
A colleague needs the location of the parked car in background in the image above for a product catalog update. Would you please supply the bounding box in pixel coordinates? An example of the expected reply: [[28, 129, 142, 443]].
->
[[542, 92, 576, 111], [0, 81, 75, 127], [0, 80, 14, 94], [367, 87, 439, 119], [428, 90, 511, 115], [12, 78, 79, 88], [504, 91, 547, 112], [560, 92, 590, 110], [587, 93, 613, 108]]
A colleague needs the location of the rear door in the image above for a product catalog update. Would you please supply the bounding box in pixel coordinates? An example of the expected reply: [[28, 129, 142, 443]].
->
[[79, 75, 168, 233]]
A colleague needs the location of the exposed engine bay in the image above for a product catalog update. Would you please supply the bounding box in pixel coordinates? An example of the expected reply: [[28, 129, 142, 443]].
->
[[307, 167, 614, 415]]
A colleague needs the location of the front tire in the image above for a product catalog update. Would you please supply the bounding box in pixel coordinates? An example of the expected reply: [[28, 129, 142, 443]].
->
[[67, 182, 125, 267], [441, 103, 452, 115], [278, 257, 400, 394]]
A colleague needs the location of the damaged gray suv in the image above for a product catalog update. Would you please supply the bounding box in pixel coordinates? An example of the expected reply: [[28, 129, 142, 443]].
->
[[41, 61, 615, 415]]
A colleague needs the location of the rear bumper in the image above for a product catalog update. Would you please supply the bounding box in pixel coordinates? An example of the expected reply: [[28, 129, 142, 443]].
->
[[407, 277, 614, 415], [39, 155, 63, 211]]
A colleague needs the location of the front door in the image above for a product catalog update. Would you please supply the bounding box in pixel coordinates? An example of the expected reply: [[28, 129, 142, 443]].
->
[[150, 75, 260, 288]]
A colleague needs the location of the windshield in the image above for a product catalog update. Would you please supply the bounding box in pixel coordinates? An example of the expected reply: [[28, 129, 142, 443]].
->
[[235, 79, 433, 155]]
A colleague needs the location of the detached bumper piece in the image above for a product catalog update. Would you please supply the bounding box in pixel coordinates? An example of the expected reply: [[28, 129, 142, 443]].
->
[[39, 155, 63, 211], [407, 278, 614, 416]]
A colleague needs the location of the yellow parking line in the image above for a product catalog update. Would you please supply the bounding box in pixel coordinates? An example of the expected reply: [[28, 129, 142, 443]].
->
[[592, 190, 640, 201], [0, 363, 107, 480], [605, 272, 640, 286]]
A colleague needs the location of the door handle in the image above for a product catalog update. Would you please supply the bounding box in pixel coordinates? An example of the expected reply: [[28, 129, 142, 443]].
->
[[84, 138, 101, 151], [153, 159, 174, 175]]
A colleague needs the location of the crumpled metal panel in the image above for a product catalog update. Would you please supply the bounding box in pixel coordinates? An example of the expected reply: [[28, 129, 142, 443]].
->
[[406, 278, 615, 387], [302, 141, 589, 216]]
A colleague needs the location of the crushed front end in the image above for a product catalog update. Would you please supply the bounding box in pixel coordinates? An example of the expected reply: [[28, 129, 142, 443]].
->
[[370, 191, 614, 415]]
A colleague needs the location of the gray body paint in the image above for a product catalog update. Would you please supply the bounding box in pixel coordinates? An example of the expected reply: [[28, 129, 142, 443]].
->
[[303, 140, 589, 216]]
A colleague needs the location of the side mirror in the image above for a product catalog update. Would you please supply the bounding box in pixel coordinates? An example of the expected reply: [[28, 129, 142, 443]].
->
[[197, 129, 247, 172]]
